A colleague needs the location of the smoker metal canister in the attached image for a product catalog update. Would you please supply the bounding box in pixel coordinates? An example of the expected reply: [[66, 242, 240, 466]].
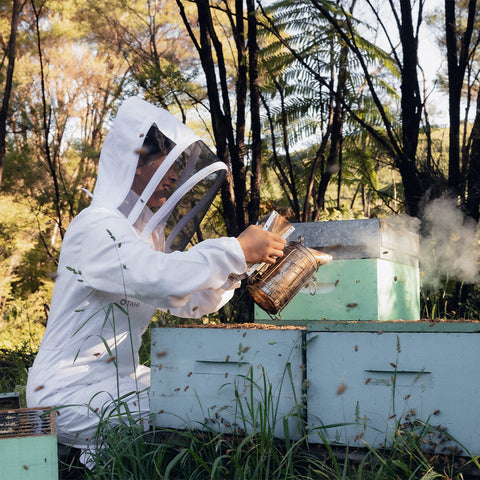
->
[[247, 240, 332, 315]]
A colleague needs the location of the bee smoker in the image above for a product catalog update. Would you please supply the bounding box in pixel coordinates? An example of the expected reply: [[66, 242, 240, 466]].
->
[[247, 238, 332, 315]]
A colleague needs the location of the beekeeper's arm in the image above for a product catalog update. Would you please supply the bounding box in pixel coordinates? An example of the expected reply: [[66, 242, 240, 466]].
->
[[160, 224, 286, 317], [77, 212, 285, 317]]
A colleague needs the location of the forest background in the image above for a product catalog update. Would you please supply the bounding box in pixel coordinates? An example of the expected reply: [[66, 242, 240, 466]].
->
[[0, 0, 480, 356]]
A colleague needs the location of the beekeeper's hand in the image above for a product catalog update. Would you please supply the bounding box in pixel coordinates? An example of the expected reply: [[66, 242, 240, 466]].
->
[[237, 225, 286, 265]]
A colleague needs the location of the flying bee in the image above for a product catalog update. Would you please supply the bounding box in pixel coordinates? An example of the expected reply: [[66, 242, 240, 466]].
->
[[337, 383, 347, 395], [134, 146, 149, 155]]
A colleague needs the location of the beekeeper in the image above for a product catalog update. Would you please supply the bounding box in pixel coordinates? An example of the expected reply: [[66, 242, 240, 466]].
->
[[26, 96, 285, 461]]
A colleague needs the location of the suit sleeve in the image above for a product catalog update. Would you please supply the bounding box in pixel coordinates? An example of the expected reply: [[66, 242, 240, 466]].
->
[[77, 211, 246, 316]]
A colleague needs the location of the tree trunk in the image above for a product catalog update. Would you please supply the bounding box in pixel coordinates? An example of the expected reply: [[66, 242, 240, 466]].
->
[[0, 0, 24, 188], [445, 0, 477, 195], [337, 137, 343, 210], [246, 0, 262, 225], [465, 91, 480, 222], [261, 93, 297, 214], [32, 0, 64, 238], [399, 0, 421, 168], [234, 0, 247, 231], [394, 0, 424, 217], [313, 44, 348, 217], [275, 81, 301, 220], [188, 0, 242, 235]]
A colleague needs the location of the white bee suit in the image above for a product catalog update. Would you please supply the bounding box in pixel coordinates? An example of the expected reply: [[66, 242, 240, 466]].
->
[[26, 97, 246, 457]]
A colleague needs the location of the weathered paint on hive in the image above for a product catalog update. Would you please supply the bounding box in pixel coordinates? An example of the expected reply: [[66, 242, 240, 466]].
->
[[306, 331, 480, 455], [150, 327, 304, 439]]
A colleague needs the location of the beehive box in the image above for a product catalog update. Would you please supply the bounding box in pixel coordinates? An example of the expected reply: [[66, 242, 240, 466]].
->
[[255, 219, 420, 323], [150, 326, 305, 439], [305, 325, 480, 456], [149, 323, 480, 457], [0, 407, 58, 480], [0, 392, 20, 409]]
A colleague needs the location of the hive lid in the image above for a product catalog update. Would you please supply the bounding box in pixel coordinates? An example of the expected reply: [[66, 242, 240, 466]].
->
[[291, 218, 419, 265]]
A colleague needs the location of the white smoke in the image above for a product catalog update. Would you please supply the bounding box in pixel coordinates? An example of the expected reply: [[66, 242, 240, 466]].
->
[[419, 196, 480, 288], [382, 212, 421, 234]]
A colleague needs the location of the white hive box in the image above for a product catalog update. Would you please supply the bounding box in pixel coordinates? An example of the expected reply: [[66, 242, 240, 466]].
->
[[150, 326, 305, 439]]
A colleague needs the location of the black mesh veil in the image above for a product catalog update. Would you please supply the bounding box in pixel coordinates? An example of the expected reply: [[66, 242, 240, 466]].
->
[[119, 123, 227, 252]]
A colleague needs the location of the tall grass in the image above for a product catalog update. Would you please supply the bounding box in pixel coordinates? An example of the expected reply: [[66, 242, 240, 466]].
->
[[72, 356, 480, 480], [421, 279, 480, 320], [1, 330, 478, 479], [2, 320, 479, 479], [1, 341, 478, 479]]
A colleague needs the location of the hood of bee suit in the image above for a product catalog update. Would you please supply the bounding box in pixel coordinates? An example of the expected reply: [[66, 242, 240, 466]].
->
[[91, 96, 227, 252]]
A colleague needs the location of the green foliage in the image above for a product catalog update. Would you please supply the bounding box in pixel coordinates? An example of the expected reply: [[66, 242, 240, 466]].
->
[[259, 0, 399, 145], [53, 355, 478, 480], [1, 0, 478, 329], [421, 281, 480, 321], [0, 342, 35, 406], [0, 195, 54, 353], [0, 290, 49, 351]]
